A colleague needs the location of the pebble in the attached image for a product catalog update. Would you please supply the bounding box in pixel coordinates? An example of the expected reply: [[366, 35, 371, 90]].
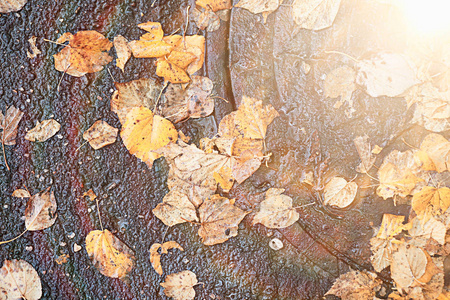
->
[[73, 243, 82, 252], [269, 238, 283, 251], [26, 246, 33, 251], [68, 232, 75, 239]]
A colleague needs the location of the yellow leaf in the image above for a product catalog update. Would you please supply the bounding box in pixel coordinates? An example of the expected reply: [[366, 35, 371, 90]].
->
[[323, 177, 358, 208], [0, 259, 42, 300], [53, 31, 113, 77], [113, 35, 131, 72], [149, 241, 184, 276], [375, 214, 407, 240], [152, 190, 199, 226], [252, 188, 299, 228], [25, 119, 61, 142], [82, 120, 118, 150], [167, 50, 197, 70], [120, 107, 177, 168], [128, 40, 173, 58], [196, 0, 231, 11], [85, 229, 134, 279], [156, 60, 191, 84], [325, 270, 381, 299], [160, 270, 197, 300], [391, 244, 427, 290], [25, 187, 57, 231], [173, 35, 205, 75], [162, 35, 183, 47], [138, 21, 164, 41], [419, 133, 450, 172], [12, 189, 30, 198], [412, 186, 450, 221], [198, 195, 249, 245]]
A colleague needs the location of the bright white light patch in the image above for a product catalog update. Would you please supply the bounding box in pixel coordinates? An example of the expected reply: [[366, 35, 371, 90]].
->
[[398, 0, 450, 34]]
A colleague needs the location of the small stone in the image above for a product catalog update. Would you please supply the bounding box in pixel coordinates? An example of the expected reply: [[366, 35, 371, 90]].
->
[[269, 238, 283, 251], [182, 258, 189, 264], [60, 242, 66, 247], [26, 246, 33, 251], [68, 232, 75, 239], [73, 243, 82, 252]]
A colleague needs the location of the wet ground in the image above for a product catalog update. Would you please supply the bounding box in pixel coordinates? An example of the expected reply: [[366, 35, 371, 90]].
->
[[0, 0, 442, 299]]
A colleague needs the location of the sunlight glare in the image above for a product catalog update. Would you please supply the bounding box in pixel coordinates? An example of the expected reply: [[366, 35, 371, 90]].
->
[[398, 0, 450, 34]]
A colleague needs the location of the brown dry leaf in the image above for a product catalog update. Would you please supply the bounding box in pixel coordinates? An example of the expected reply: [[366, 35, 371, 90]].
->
[[152, 190, 199, 226], [83, 189, 97, 201], [25, 187, 57, 231], [197, 0, 231, 11], [198, 195, 249, 245], [354, 135, 376, 173], [25, 119, 61, 142], [218, 96, 279, 139], [162, 76, 214, 123], [173, 35, 205, 76], [391, 244, 427, 290], [408, 216, 446, 246], [83, 120, 118, 149], [0, 0, 26, 13], [0, 259, 41, 300], [323, 177, 358, 208], [235, 0, 280, 22], [1, 106, 24, 146], [376, 150, 423, 200], [85, 229, 135, 279], [191, 7, 221, 32], [160, 270, 198, 300], [417, 133, 450, 172], [129, 40, 173, 58], [370, 237, 399, 272], [292, 0, 341, 30], [156, 60, 191, 84], [407, 83, 450, 132], [53, 31, 113, 77], [27, 36, 41, 59], [324, 66, 356, 117], [138, 21, 164, 41], [325, 270, 381, 300], [113, 35, 131, 72], [150, 241, 184, 276], [252, 188, 299, 228], [412, 186, 450, 221], [55, 254, 69, 265], [120, 106, 177, 169], [111, 78, 161, 125], [375, 214, 408, 240], [12, 189, 30, 198], [356, 53, 419, 98]]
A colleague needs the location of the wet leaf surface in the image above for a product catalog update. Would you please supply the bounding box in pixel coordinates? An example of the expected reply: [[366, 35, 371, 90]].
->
[[0, 259, 41, 300]]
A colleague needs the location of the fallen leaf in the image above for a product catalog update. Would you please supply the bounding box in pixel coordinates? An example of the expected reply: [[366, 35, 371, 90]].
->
[[198, 194, 249, 245], [83, 189, 97, 201], [113, 35, 131, 72], [0, 0, 27, 13], [156, 60, 191, 84], [375, 214, 408, 240], [1, 106, 24, 145], [55, 253, 69, 265], [354, 135, 376, 173], [85, 229, 135, 278], [292, 0, 342, 30], [323, 177, 358, 208], [120, 106, 178, 168], [25, 119, 61, 142], [376, 150, 423, 200], [152, 190, 199, 226], [235, 0, 280, 22], [83, 120, 118, 149], [160, 270, 198, 300], [196, 0, 232, 11], [391, 244, 427, 290], [12, 189, 30, 198], [191, 7, 221, 32], [370, 237, 399, 272], [408, 216, 446, 245], [412, 186, 450, 221], [166, 50, 197, 70], [416, 133, 450, 172], [252, 188, 299, 228], [138, 21, 164, 41], [111, 78, 161, 125], [25, 187, 57, 231], [173, 35, 205, 76], [53, 31, 113, 77], [150, 241, 184, 276], [324, 66, 356, 117], [356, 53, 419, 97], [129, 40, 173, 58], [27, 36, 41, 59], [0, 259, 41, 300], [325, 270, 381, 300], [218, 96, 279, 139], [162, 76, 215, 122]]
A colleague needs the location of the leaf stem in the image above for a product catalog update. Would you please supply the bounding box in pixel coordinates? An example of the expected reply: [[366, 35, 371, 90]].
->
[[43, 38, 67, 46], [1, 136, 9, 171], [293, 202, 315, 210], [324, 50, 359, 63], [95, 196, 104, 231], [0, 229, 27, 245]]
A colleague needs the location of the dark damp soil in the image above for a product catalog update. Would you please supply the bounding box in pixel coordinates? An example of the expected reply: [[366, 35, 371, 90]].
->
[[0, 0, 445, 299]]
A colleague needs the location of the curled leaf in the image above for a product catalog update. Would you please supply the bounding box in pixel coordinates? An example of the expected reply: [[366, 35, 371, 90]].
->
[[113, 35, 131, 72], [150, 241, 184, 276]]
